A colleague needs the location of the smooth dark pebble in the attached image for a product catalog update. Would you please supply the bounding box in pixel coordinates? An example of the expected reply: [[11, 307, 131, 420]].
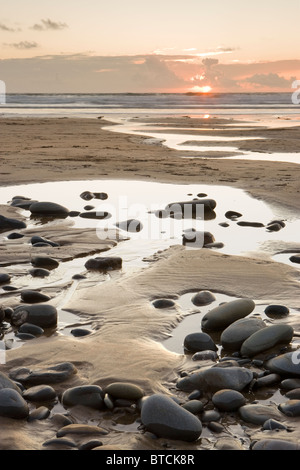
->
[[225, 210, 242, 219], [0, 273, 11, 284], [29, 268, 51, 278], [23, 384, 56, 402], [27, 406, 51, 421], [290, 255, 300, 264], [152, 299, 175, 309], [264, 304, 289, 318], [68, 211, 80, 217], [21, 290, 51, 303], [42, 438, 77, 449], [207, 421, 224, 433], [7, 232, 24, 239], [18, 323, 44, 336], [70, 328, 92, 337], [201, 409, 221, 422], [15, 332, 36, 340], [2, 285, 18, 291], [237, 221, 264, 227], [78, 440, 103, 450], [72, 274, 86, 280]]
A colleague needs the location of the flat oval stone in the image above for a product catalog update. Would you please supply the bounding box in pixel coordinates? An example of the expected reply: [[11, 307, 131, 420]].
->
[[0, 388, 29, 419], [264, 304, 289, 319], [281, 378, 300, 390], [240, 324, 294, 357], [251, 439, 300, 450], [21, 290, 51, 303], [10, 362, 77, 385], [182, 231, 215, 247], [0, 273, 11, 284], [31, 235, 59, 247], [0, 371, 22, 394], [201, 298, 255, 332], [201, 409, 221, 423], [278, 400, 300, 417], [286, 388, 300, 399], [262, 419, 287, 430], [62, 385, 104, 409], [237, 221, 264, 228], [18, 323, 44, 336], [29, 268, 51, 278], [104, 383, 144, 401], [290, 255, 300, 264], [181, 400, 204, 414], [23, 385, 56, 402], [184, 332, 217, 353], [221, 317, 266, 351], [141, 394, 202, 442], [29, 202, 69, 216], [28, 406, 51, 421], [7, 232, 24, 239], [267, 352, 300, 377], [70, 328, 92, 337], [152, 299, 175, 309], [85, 257, 122, 271], [192, 350, 218, 362], [225, 210, 242, 219], [0, 215, 26, 231], [239, 404, 283, 425], [12, 304, 57, 328], [177, 367, 253, 393], [31, 256, 59, 269], [57, 424, 108, 438], [212, 389, 246, 411], [191, 290, 216, 306], [79, 211, 111, 220], [43, 438, 77, 449]]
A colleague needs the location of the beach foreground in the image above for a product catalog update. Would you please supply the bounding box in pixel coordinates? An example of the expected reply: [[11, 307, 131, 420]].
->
[[0, 116, 299, 450]]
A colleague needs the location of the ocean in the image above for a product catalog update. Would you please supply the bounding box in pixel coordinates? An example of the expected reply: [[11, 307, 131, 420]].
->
[[1, 92, 299, 117]]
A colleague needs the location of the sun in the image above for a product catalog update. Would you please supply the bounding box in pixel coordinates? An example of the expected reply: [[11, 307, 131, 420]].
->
[[190, 85, 212, 93]]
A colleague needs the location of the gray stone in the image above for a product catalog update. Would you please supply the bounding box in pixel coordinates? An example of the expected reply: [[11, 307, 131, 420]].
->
[[85, 256, 122, 271], [70, 328, 92, 337], [281, 378, 300, 390], [181, 400, 204, 414], [141, 394, 202, 442], [215, 438, 244, 450], [28, 406, 51, 421], [201, 409, 221, 423], [31, 235, 59, 247], [212, 389, 246, 411], [251, 439, 300, 450], [0, 215, 26, 231], [105, 382, 144, 400], [177, 366, 253, 393], [278, 400, 300, 417], [262, 419, 287, 430], [21, 290, 51, 303], [29, 268, 51, 278], [191, 290, 216, 306], [10, 362, 77, 385], [0, 273, 11, 284], [286, 388, 300, 399], [201, 298, 255, 332], [237, 221, 264, 227], [221, 317, 266, 351], [152, 299, 176, 309], [165, 198, 217, 220], [31, 256, 59, 269], [79, 211, 111, 220], [184, 332, 217, 353], [18, 323, 44, 336], [56, 424, 108, 438], [239, 404, 283, 425], [23, 385, 56, 402], [43, 438, 77, 449], [240, 324, 294, 357], [116, 219, 143, 233], [225, 210, 242, 219], [192, 350, 218, 362], [290, 255, 300, 264], [0, 389, 29, 419], [62, 385, 104, 409], [11, 304, 57, 328], [267, 352, 300, 377], [7, 232, 24, 239], [0, 371, 22, 394], [29, 202, 69, 216], [264, 304, 289, 319]]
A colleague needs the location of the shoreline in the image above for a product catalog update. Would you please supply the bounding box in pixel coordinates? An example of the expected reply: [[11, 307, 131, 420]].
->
[[0, 114, 300, 450]]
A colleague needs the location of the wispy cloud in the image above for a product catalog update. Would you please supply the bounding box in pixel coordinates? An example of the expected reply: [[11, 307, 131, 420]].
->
[[4, 41, 39, 50], [245, 72, 296, 88], [31, 18, 68, 31], [0, 23, 21, 32]]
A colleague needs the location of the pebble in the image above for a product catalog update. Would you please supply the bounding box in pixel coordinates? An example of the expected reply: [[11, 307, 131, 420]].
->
[[31, 256, 59, 269], [240, 324, 294, 357], [177, 366, 253, 393], [84, 205, 95, 211], [78, 440, 103, 450], [182, 230, 215, 247], [238, 404, 283, 425], [21, 290, 51, 303], [237, 221, 265, 227], [116, 219, 143, 233], [31, 235, 59, 247], [0, 214, 26, 230], [201, 298, 255, 332], [68, 211, 80, 217], [152, 299, 176, 309], [207, 422, 224, 434], [70, 328, 92, 337], [105, 383, 144, 401], [264, 304, 289, 319], [141, 393, 202, 442], [23, 384, 56, 402], [212, 389, 246, 411], [7, 232, 25, 239], [18, 323, 44, 336], [11, 304, 58, 328], [192, 350, 218, 362], [201, 409, 221, 423], [29, 201, 69, 216], [191, 290, 216, 306], [181, 400, 204, 414], [0, 388, 29, 419], [165, 198, 217, 220], [16, 332, 36, 340], [62, 385, 104, 409], [57, 424, 109, 438], [221, 317, 266, 351], [43, 438, 77, 449], [252, 373, 281, 389], [79, 211, 111, 220], [2, 285, 17, 291], [85, 256, 122, 271], [278, 400, 300, 417], [286, 388, 300, 399], [29, 268, 51, 278], [0, 273, 11, 284], [94, 192, 108, 200], [225, 210, 242, 219], [281, 378, 300, 390], [72, 274, 86, 280], [267, 352, 300, 377], [80, 191, 94, 201], [104, 393, 114, 410], [266, 223, 283, 232], [290, 255, 300, 264], [0, 370, 23, 393], [184, 332, 217, 353], [9, 362, 77, 385], [251, 439, 300, 450], [262, 419, 288, 430], [27, 406, 51, 421], [219, 222, 230, 228]]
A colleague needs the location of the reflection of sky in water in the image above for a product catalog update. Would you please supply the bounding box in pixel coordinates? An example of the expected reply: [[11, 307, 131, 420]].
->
[[0, 179, 299, 264]]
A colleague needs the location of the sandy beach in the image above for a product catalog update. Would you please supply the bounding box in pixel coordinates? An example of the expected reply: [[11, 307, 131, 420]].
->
[[0, 115, 300, 450]]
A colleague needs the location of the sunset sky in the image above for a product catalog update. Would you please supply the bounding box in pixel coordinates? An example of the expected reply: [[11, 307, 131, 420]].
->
[[0, 0, 299, 93]]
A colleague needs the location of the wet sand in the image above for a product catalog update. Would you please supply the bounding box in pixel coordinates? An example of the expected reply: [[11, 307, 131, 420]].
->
[[0, 115, 300, 450]]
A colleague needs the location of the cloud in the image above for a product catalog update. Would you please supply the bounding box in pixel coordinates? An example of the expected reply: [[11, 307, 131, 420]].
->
[[0, 23, 20, 32], [31, 19, 68, 31], [245, 72, 295, 88], [4, 41, 39, 50]]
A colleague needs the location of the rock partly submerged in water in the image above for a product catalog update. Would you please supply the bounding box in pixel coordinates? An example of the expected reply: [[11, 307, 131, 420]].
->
[[184, 332, 217, 353], [29, 202, 69, 216], [20, 290, 51, 303], [141, 393, 202, 442], [191, 290, 216, 306], [201, 298, 255, 332], [165, 198, 217, 220], [31, 256, 59, 270], [221, 317, 266, 351], [11, 304, 58, 328], [177, 366, 253, 393], [240, 324, 294, 357], [85, 256, 122, 271]]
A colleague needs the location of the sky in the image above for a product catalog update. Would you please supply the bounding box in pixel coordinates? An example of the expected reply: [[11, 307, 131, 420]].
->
[[0, 0, 299, 93]]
